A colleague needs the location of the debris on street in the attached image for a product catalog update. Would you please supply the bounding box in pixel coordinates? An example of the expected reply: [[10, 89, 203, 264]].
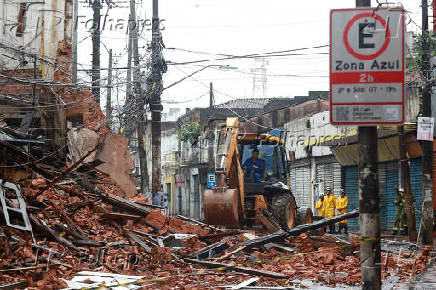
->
[[1, 0, 435, 289]]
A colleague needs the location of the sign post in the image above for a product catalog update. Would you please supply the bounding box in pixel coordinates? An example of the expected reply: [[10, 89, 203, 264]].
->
[[331, 5, 405, 289]]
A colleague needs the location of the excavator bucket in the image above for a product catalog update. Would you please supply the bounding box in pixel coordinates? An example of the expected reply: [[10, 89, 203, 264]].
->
[[204, 187, 240, 226]]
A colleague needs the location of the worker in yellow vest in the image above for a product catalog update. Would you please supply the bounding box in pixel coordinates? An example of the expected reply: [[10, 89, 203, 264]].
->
[[324, 187, 336, 233], [336, 189, 349, 234], [315, 194, 325, 217]]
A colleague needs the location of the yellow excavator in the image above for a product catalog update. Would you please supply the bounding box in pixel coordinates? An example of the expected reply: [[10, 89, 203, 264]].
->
[[204, 118, 313, 230]]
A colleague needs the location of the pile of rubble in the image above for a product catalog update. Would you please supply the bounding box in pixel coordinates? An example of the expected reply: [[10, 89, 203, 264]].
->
[[0, 172, 217, 288], [1, 181, 432, 290], [0, 127, 433, 289], [0, 58, 433, 288]]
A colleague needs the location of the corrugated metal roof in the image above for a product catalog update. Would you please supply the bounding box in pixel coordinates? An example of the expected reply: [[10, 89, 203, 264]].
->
[[213, 98, 287, 109]]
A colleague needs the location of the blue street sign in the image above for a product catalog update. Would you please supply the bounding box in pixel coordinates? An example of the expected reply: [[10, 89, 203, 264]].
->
[[207, 173, 216, 188]]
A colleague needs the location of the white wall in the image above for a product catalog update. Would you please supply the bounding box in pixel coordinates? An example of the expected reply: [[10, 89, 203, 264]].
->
[[1, 0, 66, 78], [284, 110, 355, 159]]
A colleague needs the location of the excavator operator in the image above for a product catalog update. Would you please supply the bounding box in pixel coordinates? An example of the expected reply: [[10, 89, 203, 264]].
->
[[243, 148, 265, 183]]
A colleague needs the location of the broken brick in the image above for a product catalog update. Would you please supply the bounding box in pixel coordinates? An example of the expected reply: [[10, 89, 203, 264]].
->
[[144, 209, 168, 229], [151, 247, 172, 265]]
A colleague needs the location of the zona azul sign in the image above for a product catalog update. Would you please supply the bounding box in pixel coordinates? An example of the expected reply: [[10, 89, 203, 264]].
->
[[330, 8, 405, 125]]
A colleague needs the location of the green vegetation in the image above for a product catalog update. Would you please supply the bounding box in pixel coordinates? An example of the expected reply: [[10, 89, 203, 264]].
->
[[407, 32, 436, 71], [180, 122, 201, 145]]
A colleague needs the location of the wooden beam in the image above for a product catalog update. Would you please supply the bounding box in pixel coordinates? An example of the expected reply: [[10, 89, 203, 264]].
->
[[235, 210, 359, 250], [185, 259, 288, 279]]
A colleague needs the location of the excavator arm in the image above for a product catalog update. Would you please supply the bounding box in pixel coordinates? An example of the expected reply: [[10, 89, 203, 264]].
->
[[204, 118, 245, 226]]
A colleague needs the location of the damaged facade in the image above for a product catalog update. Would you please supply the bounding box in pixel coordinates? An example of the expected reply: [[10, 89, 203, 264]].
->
[[0, 0, 137, 198], [0, 1, 434, 289]]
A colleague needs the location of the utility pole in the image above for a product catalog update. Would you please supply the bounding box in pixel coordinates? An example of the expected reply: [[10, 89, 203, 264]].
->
[[123, 9, 133, 134], [209, 82, 214, 107], [398, 126, 417, 241], [433, 0, 436, 32], [151, 0, 164, 195], [106, 49, 113, 128], [355, 1, 381, 289], [130, 0, 149, 191], [91, 0, 101, 103], [421, 0, 434, 246], [72, 0, 78, 83], [137, 121, 149, 191], [208, 82, 215, 170], [177, 121, 182, 215]]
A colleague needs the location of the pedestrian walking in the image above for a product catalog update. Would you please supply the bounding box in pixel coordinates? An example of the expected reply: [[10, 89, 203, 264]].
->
[[324, 187, 336, 234], [154, 185, 164, 206], [336, 189, 349, 234]]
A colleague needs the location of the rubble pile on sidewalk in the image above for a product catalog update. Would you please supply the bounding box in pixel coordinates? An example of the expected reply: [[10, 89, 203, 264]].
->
[[0, 57, 432, 287], [0, 178, 433, 290], [0, 172, 216, 288], [0, 125, 432, 289]]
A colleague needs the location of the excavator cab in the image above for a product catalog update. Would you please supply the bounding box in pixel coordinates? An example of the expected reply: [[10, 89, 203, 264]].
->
[[204, 118, 313, 230]]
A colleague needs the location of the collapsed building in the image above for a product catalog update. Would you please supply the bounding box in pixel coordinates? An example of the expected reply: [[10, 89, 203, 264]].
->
[[0, 1, 434, 289]]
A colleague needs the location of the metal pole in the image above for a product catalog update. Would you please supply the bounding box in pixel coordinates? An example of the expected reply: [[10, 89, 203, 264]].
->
[[356, 0, 370, 7], [421, 0, 434, 246], [355, 1, 381, 289], [91, 0, 101, 103], [106, 49, 113, 128], [151, 0, 164, 196]]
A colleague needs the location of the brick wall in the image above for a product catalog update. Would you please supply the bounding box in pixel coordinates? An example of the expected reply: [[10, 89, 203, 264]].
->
[[0, 69, 42, 101]]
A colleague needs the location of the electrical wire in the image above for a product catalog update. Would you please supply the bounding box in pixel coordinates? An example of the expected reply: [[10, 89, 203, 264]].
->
[[0, 143, 70, 168]]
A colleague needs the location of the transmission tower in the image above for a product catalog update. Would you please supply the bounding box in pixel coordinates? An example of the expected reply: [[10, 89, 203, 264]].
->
[[251, 57, 268, 98]]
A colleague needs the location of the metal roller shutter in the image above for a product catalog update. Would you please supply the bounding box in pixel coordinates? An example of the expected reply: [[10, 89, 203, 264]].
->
[[290, 167, 296, 198], [385, 162, 398, 231], [316, 163, 333, 193], [333, 163, 342, 196], [410, 158, 422, 230], [344, 166, 359, 230], [290, 159, 311, 209], [316, 162, 342, 196], [378, 163, 387, 231], [294, 166, 311, 208]]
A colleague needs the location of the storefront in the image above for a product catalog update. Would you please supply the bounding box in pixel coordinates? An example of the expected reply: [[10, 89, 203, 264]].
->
[[343, 159, 423, 231]]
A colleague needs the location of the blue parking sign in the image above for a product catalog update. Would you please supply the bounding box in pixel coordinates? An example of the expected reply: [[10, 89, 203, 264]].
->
[[207, 173, 216, 188]]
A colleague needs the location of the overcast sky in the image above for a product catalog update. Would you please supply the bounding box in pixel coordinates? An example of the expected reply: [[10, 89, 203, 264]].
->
[[77, 0, 423, 114]]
